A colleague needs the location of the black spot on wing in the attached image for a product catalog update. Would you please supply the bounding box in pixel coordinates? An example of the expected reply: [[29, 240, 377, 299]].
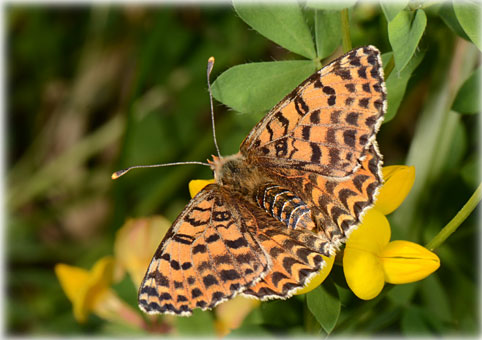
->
[[282, 257, 298, 275], [343, 130, 357, 147], [220, 269, 241, 281], [206, 234, 220, 243], [271, 271, 289, 287], [226, 237, 249, 249], [295, 96, 309, 116], [310, 109, 321, 124], [193, 244, 207, 254], [191, 288, 202, 298], [310, 143, 322, 163], [345, 83, 355, 92], [359, 98, 370, 109], [338, 188, 358, 209], [203, 274, 219, 288], [358, 66, 367, 79]]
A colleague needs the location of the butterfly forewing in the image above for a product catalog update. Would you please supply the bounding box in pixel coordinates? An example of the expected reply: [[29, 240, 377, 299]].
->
[[241, 46, 385, 179], [138, 184, 270, 315]]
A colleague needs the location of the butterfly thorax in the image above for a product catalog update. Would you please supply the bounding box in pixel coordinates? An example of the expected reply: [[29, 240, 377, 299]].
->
[[210, 153, 317, 231], [210, 153, 266, 197]]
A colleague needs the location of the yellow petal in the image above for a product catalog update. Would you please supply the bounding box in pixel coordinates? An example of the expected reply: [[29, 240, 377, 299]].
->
[[93, 289, 146, 328], [189, 179, 215, 198], [294, 255, 335, 295], [345, 209, 391, 254], [55, 264, 90, 317], [343, 248, 385, 300], [375, 166, 415, 215], [343, 209, 390, 300], [55, 256, 115, 323], [114, 216, 171, 287], [380, 240, 440, 284]]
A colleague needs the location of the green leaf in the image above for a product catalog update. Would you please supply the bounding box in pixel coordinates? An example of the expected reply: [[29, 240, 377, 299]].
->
[[260, 299, 303, 328], [382, 50, 425, 122], [306, 0, 357, 11], [401, 306, 432, 335], [461, 155, 478, 188], [381, 0, 409, 22], [306, 280, 340, 334], [388, 9, 427, 72], [420, 275, 452, 322], [438, 3, 470, 41], [176, 309, 215, 335], [387, 283, 417, 305], [452, 67, 481, 114], [453, 0, 481, 50], [314, 9, 342, 59], [438, 116, 467, 173], [233, 1, 316, 59], [212, 60, 316, 114]]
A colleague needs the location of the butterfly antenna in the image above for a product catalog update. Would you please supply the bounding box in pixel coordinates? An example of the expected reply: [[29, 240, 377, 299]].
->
[[111, 161, 210, 180], [207, 56, 221, 158]]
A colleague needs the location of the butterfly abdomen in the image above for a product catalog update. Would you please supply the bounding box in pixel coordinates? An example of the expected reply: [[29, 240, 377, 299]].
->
[[255, 184, 317, 231]]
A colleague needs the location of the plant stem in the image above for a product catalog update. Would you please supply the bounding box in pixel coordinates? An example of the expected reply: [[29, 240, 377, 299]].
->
[[426, 182, 482, 251], [341, 9, 352, 53], [384, 55, 395, 79]]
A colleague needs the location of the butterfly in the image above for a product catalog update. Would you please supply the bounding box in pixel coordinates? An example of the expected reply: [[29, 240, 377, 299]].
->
[[137, 45, 386, 316]]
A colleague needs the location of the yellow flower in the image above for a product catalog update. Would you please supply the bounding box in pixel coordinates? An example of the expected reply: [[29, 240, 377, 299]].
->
[[55, 256, 145, 327], [114, 216, 171, 288], [375, 165, 416, 215], [55, 256, 115, 322], [189, 179, 215, 197], [381, 240, 441, 284], [343, 165, 440, 300]]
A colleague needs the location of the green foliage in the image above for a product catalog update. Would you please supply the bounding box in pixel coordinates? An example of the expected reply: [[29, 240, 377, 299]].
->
[[381, 1, 409, 22], [388, 9, 427, 73], [212, 60, 316, 113], [176, 309, 216, 335], [233, 1, 316, 59], [306, 0, 357, 11], [453, 67, 481, 114], [306, 280, 341, 334], [314, 9, 342, 59], [438, 4, 470, 41], [383, 50, 425, 122], [453, 0, 481, 50], [7, 1, 480, 337]]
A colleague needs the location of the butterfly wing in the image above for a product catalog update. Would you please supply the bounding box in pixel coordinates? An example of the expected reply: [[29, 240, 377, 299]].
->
[[241, 45, 386, 179], [240, 209, 332, 300], [138, 184, 270, 316], [265, 143, 382, 247]]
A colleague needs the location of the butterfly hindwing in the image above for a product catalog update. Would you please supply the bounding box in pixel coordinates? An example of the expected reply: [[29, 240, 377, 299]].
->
[[241, 46, 386, 179], [240, 209, 332, 299], [138, 184, 270, 316], [265, 143, 382, 247]]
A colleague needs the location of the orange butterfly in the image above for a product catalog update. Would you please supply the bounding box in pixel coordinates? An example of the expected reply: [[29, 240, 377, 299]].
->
[[135, 46, 386, 315]]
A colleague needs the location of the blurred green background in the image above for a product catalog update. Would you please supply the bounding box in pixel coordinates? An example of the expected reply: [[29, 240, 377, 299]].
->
[[7, 3, 479, 336]]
